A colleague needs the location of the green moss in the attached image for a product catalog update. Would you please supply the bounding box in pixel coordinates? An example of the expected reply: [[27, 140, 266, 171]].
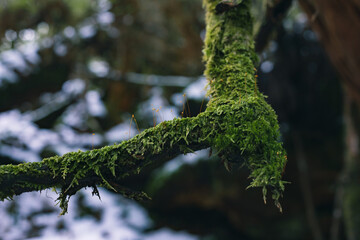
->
[[0, 0, 287, 213], [0, 116, 214, 214], [202, 0, 287, 210]]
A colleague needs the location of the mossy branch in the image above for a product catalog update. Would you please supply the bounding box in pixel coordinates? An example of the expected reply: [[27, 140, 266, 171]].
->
[[0, 116, 211, 214], [0, 0, 287, 213]]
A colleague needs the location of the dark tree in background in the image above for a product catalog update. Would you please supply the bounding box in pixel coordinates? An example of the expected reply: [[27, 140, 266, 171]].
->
[[297, 1, 360, 239], [0, 0, 359, 240]]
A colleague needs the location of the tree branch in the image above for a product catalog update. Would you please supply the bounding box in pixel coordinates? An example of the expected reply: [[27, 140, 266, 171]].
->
[[0, 116, 210, 213], [0, 0, 287, 214]]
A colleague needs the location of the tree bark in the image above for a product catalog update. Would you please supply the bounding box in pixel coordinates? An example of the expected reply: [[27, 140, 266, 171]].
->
[[298, 0, 360, 104], [298, 1, 360, 239]]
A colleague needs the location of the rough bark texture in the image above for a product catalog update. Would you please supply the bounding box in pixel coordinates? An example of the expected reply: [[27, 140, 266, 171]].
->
[[0, 0, 287, 214]]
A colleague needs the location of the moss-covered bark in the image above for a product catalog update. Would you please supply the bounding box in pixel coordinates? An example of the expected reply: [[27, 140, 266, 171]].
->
[[0, 117, 211, 214], [0, 0, 287, 214], [203, 0, 287, 210]]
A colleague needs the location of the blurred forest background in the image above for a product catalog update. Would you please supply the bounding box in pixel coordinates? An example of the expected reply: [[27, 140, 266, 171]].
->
[[0, 0, 359, 239]]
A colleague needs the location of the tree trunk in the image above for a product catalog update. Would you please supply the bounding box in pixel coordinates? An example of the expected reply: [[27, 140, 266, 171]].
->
[[298, 1, 360, 239], [298, 0, 360, 104]]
